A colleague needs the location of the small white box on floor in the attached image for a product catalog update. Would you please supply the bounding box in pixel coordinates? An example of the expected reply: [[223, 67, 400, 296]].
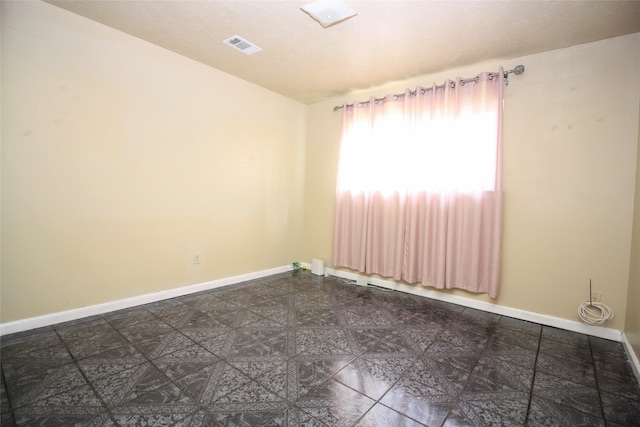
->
[[311, 259, 324, 276]]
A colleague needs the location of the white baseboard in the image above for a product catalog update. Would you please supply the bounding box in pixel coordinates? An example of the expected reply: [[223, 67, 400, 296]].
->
[[0, 265, 293, 336], [622, 333, 640, 384], [326, 267, 622, 342], [0, 264, 623, 344]]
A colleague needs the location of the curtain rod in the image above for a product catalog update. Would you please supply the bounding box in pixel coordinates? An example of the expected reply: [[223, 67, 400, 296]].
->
[[332, 64, 525, 112]]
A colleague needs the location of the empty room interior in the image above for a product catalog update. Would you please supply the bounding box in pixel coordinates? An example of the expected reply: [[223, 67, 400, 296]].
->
[[2, 0, 640, 426]]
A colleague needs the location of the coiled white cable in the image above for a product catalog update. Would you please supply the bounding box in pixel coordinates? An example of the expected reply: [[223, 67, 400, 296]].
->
[[577, 279, 614, 326], [578, 301, 613, 325]]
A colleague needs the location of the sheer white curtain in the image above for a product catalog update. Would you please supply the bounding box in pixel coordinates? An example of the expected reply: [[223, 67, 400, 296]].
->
[[333, 69, 504, 297]]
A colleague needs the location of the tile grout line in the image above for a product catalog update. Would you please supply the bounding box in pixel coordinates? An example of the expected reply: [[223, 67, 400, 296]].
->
[[588, 335, 608, 423], [0, 365, 18, 426], [53, 327, 119, 426], [201, 276, 325, 426], [523, 326, 544, 425], [129, 308, 238, 419], [260, 276, 336, 427], [434, 310, 502, 426], [100, 309, 205, 423], [347, 303, 468, 427], [112, 289, 295, 425]]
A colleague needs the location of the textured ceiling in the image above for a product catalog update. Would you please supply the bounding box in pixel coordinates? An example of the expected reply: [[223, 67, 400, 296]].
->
[[46, 0, 640, 105]]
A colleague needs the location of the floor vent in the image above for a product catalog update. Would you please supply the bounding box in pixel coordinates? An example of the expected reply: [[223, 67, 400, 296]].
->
[[223, 35, 262, 55]]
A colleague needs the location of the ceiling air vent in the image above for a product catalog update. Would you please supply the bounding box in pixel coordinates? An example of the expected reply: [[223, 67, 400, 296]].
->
[[223, 35, 262, 55]]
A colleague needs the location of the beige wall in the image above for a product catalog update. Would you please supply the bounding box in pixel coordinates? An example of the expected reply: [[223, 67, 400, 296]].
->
[[304, 34, 640, 332], [2, 0, 639, 336], [1, 1, 306, 322], [626, 93, 640, 360]]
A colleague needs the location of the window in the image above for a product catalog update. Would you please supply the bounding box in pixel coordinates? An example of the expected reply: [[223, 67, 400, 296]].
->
[[333, 71, 505, 297]]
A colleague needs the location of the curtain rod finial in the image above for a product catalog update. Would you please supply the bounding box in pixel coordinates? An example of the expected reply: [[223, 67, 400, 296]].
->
[[513, 65, 525, 75]]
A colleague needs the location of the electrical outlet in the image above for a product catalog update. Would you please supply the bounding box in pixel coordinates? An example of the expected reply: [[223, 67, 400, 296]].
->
[[193, 253, 201, 265], [592, 291, 602, 303]]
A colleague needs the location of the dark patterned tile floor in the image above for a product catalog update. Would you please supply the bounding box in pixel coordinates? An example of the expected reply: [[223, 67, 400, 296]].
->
[[1, 271, 639, 426]]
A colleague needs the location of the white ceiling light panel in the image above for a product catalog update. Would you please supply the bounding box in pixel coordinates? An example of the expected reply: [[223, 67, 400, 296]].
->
[[301, 0, 357, 27]]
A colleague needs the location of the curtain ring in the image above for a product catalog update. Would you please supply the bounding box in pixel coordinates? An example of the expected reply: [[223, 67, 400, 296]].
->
[[450, 82, 456, 88], [460, 81, 465, 86]]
